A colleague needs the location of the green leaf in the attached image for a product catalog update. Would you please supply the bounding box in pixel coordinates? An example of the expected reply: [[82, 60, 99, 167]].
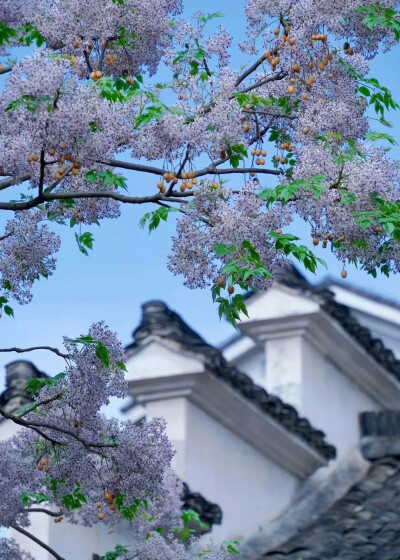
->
[[196, 12, 225, 23], [85, 170, 127, 190], [224, 540, 240, 555], [213, 243, 236, 257], [62, 483, 87, 510], [366, 131, 397, 145], [20, 491, 52, 507], [0, 22, 16, 46], [3, 305, 14, 317], [115, 494, 148, 522], [75, 232, 94, 256], [95, 341, 110, 368], [139, 207, 179, 233], [25, 373, 66, 396], [100, 546, 130, 560], [17, 23, 45, 47]]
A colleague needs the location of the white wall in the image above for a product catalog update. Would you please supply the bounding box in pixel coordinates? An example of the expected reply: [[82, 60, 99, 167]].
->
[[186, 402, 300, 541], [302, 341, 381, 461], [228, 347, 266, 389], [146, 398, 300, 542]]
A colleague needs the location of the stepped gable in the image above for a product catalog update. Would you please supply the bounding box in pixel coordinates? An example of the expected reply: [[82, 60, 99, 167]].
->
[[0, 360, 46, 414], [126, 301, 336, 461], [274, 265, 400, 382], [263, 410, 400, 560]]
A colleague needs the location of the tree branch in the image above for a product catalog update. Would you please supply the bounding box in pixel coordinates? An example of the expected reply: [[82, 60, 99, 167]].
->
[[241, 71, 287, 94], [11, 525, 66, 560], [26, 508, 63, 517], [0, 174, 31, 190], [235, 54, 268, 87], [0, 406, 117, 450], [0, 189, 193, 211], [83, 49, 93, 74], [0, 65, 13, 75], [0, 346, 69, 359], [102, 159, 167, 176], [209, 167, 283, 176]]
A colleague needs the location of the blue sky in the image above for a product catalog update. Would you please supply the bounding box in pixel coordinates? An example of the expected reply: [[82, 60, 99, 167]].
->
[[0, 1, 400, 387]]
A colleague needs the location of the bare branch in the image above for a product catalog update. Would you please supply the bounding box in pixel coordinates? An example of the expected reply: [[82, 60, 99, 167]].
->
[[0, 188, 193, 211], [241, 71, 287, 94], [83, 49, 93, 74], [0, 174, 31, 191], [17, 393, 64, 418], [103, 159, 167, 176], [167, 143, 191, 195], [0, 346, 69, 359], [208, 167, 283, 176], [26, 508, 63, 517], [0, 406, 117, 450], [38, 150, 45, 197], [235, 54, 268, 87], [98, 39, 108, 71], [0, 65, 13, 75], [11, 525, 66, 560]]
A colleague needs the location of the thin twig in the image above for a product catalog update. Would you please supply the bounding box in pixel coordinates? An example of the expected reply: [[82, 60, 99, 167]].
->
[[235, 54, 268, 87], [0, 407, 116, 450], [241, 71, 287, 93], [11, 525, 66, 560], [0, 174, 31, 190], [0, 66, 13, 75], [0, 346, 69, 359], [103, 159, 167, 176], [26, 508, 63, 517], [209, 167, 283, 176], [83, 49, 93, 74]]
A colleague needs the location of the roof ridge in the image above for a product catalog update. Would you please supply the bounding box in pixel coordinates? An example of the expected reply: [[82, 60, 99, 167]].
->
[[127, 300, 336, 461], [274, 265, 400, 383]]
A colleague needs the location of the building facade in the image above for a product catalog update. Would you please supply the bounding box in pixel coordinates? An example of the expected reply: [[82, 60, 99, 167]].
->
[[2, 266, 400, 559]]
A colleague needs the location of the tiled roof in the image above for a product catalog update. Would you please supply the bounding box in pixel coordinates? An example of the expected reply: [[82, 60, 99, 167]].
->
[[274, 266, 400, 382], [126, 301, 336, 461], [263, 411, 400, 560], [181, 482, 222, 528]]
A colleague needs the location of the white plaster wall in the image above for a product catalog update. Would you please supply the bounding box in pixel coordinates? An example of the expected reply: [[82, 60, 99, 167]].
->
[[48, 519, 137, 560], [301, 339, 381, 461], [264, 336, 303, 410], [146, 398, 188, 479], [125, 340, 204, 381], [184, 402, 300, 542], [229, 347, 266, 388], [243, 286, 319, 323]]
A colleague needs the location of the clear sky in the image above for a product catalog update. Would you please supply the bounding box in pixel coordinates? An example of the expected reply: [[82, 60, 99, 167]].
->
[[0, 1, 400, 389]]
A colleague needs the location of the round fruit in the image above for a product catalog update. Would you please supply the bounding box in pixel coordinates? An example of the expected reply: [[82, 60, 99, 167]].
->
[[341, 270, 347, 279], [98, 513, 105, 520], [228, 285, 235, 295]]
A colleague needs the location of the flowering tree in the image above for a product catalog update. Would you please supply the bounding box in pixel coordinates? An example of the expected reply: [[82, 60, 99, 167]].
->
[[0, 0, 400, 558]]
